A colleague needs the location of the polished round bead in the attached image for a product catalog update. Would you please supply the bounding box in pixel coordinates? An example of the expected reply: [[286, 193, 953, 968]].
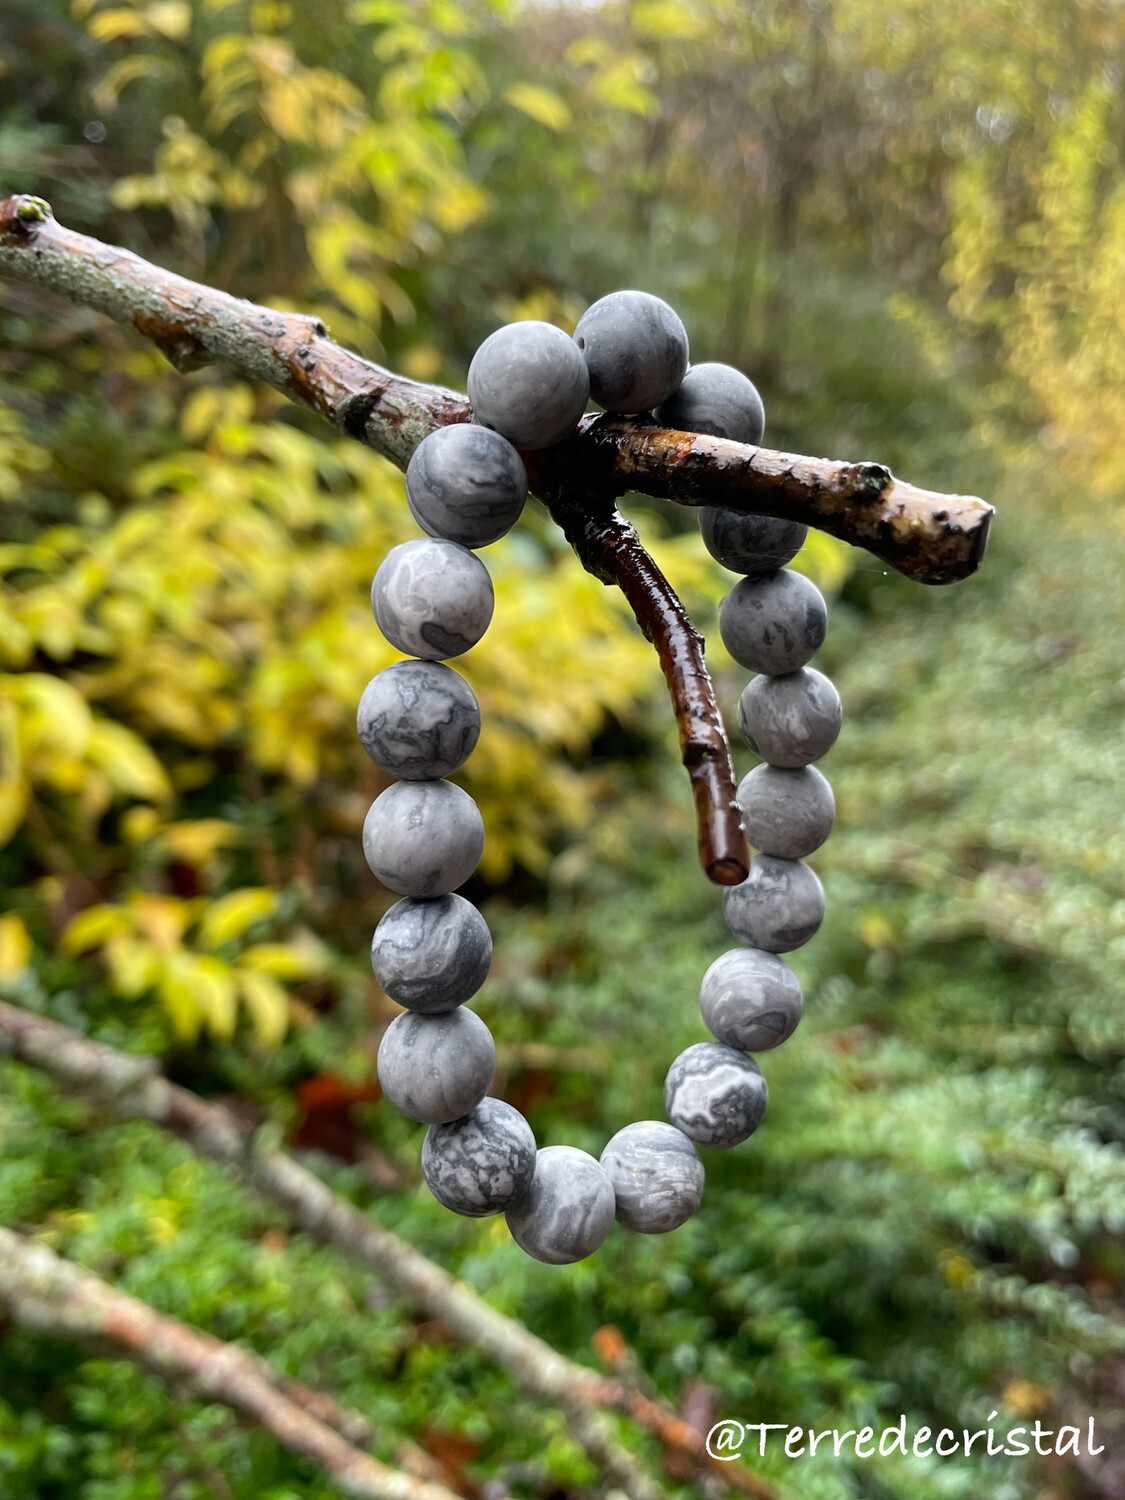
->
[[371, 895, 491, 1014], [699, 948, 804, 1051], [371, 539, 494, 660], [422, 1097, 536, 1217], [505, 1145, 616, 1264], [468, 322, 590, 450], [406, 424, 527, 546], [719, 569, 827, 676], [664, 1043, 767, 1150], [737, 763, 835, 859], [599, 1121, 704, 1234], [362, 781, 484, 897], [357, 660, 479, 781], [722, 855, 825, 953], [700, 508, 808, 578], [737, 667, 842, 767], [654, 362, 764, 444], [574, 290, 689, 413], [376, 1007, 495, 1124]]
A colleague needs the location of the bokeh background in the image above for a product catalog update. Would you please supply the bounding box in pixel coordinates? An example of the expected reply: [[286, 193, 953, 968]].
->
[[1, 1, 1124, 1496]]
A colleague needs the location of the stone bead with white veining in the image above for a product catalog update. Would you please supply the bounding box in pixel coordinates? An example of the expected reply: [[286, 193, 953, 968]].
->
[[376, 1006, 495, 1124], [574, 290, 689, 414], [699, 947, 804, 1052], [505, 1146, 616, 1264], [362, 780, 483, 897], [371, 539, 494, 660], [599, 1121, 705, 1234], [468, 322, 590, 450], [421, 1097, 536, 1217], [719, 569, 827, 676], [664, 1043, 768, 1150], [722, 855, 825, 953], [700, 508, 808, 578], [371, 894, 491, 1013], [737, 763, 835, 859], [406, 424, 528, 546], [737, 667, 842, 768], [357, 660, 479, 781], [654, 361, 765, 444]]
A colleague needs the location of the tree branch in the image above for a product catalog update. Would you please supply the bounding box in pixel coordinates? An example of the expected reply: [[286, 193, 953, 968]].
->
[[0, 1000, 782, 1500], [0, 1226, 461, 1500]]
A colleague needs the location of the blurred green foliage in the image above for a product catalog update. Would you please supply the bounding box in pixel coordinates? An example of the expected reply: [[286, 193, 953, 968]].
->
[[1, 0, 1124, 1496]]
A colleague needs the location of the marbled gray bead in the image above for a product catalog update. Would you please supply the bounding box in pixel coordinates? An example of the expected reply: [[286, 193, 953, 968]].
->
[[719, 569, 827, 676], [406, 424, 528, 547], [737, 667, 842, 768], [722, 855, 825, 953], [371, 894, 491, 1013], [737, 763, 835, 859], [468, 321, 590, 450], [371, 539, 494, 660], [574, 290, 689, 413], [422, 1097, 536, 1217], [357, 660, 479, 781], [700, 508, 808, 578], [362, 780, 484, 897], [505, 1145, 616, 1264], [664, 1043, 767, 1150], [599, 1121, 705, 1234], [376, 1006, 495, 1124], [699, 947, 804, 1052], [654, 361, 764, 444]]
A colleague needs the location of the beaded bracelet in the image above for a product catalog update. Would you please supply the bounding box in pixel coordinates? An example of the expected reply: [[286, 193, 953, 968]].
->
[[358, 291, 840, 1265]]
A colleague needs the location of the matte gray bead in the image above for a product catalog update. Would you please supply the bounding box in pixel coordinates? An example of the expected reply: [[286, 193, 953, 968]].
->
[[700, 508, 808, 578], [664, 1043, 767, 1149], [362, 780, 484, 897], [574, 290, 689, 413], [505, 1145, 616, 1264], [422, 1097, 536, 1217], [654, 362, 764, 444], [719, 569, 827, 676], [468, 321, 590, 450], [371, 894, 491, 1013], [376, 1007, 495, 1124], [406, 424, 528, 546], [357, 660, 479, 781], [599, 1121, 705, 1234], [737, 763, 835, 858], [722, 855, 825, 953], [371, 539, 494, 660], [699, 947, 804, 1051], [737, 667, 842, 768]]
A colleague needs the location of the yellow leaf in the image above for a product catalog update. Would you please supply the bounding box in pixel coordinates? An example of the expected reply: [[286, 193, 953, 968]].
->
[[0, 913, 32, 979], [237, 968, 290, 1048], [199, 887, 277, 949], [105, 933, 161, 998], [129, 893, 189, 952], [145, 0, 191, 38], [88, 9, 150, 41], [239, 941, 317, 980], [631, 0, 708, 39], [86, 720, 171, 803], [62, 904, 132, 956], [504, 82, 571, 132], [156, 819, 242, 868], [159, 951, 237, 1040]]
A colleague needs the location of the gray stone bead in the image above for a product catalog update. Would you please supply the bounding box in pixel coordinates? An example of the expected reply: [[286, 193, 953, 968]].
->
[[505, 1145, 616, 1264], [371, 539, 494, 660], [357, 660, 479, 781], [654, 361, 765, 444], [664, 1043, 768, 1150], [422, 1097, 536, 1217], [700, 508, 808, 578], [376, 1006, 496, 1124], [599, 1121, 705, 1234], [467, 321, 590, 450], [737, 667, 842, 768], [737, 763, 835, 859], [574, 290, 689, 413], [719, 569, 827, 676], [362, 780, 484, 897], [699, 947, 804, 1052], [406, 424, 528, 547], [722, 855, 825, 953], [371, 894, 491, 1013]]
